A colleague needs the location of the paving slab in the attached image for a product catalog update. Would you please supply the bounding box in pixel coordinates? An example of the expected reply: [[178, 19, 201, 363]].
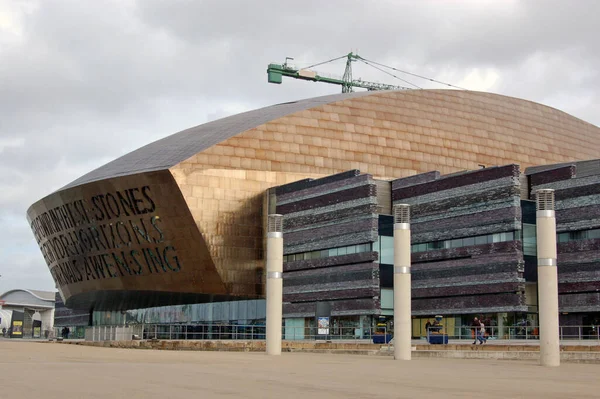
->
[[1, 341, 599, 399]]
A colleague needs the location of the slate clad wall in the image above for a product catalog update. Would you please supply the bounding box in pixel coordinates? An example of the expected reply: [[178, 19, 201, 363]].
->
[[392, 165, 526, 315], [276, 172, 379, 254], [276, 171, 380, 318], [528, 162, 600, 312]]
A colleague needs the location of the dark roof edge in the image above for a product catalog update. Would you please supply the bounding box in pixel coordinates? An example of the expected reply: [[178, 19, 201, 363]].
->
[[60, 91, 374, 191]]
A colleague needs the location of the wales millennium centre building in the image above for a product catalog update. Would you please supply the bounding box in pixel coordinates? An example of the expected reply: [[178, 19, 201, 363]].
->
[[27, 90, 600, 339]]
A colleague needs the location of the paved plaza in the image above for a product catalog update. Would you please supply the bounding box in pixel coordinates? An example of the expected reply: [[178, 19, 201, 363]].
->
[[1, 341, 599, 398]]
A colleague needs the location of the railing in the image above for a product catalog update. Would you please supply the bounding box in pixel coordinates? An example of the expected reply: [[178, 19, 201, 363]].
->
[[426, 325, 600, 341], [137, 324, 389, 342], [82, 323, 600, 342]]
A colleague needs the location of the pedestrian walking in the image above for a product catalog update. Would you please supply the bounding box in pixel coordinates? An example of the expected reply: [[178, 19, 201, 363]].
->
[[477, 320, 487, 344]]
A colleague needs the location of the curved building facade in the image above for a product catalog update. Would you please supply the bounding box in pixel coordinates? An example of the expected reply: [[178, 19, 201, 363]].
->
[[27, 89, 600, 311]]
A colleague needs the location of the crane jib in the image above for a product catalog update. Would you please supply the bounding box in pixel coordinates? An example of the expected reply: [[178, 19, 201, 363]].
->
[[267, 52, 463, 92]]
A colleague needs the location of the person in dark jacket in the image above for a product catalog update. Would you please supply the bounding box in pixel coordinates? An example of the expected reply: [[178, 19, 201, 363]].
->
[[471, 317, 480, 344]]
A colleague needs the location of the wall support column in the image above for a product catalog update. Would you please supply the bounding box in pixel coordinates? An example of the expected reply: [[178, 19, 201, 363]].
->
[[497, 313, 507, 340], [536, 189, 560, 367], [393, 204, 411, 360], [266, 214, 283, 356]]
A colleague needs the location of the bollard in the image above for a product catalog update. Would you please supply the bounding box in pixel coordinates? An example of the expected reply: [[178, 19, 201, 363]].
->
[[393, 204, 412, 360], [536, 189, 560, 367], [266, 214, 284, 355]]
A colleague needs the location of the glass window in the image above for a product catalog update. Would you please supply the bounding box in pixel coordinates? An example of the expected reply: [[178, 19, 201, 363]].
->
[[463, 237, 475, 246], [311, 251, 321, 259], [338, 246, 347, 256], [357, 243, 369, 253], [431, 241, 444, 250], [321, 250, 329, 258], [499, 231, 514, 241], [450, 238, 463, 248], [588, 229, 600, 239], [373, 237, 381, 260], [380, 288, 394, 310], [329, 248, 338, 257], [557, 232, 569, 243], [474, 235, 487, 245], [572, 231, 586, 240], [346, 245, 356, 254], [523, 224, 537, 256], [380, 236, 394, 264]]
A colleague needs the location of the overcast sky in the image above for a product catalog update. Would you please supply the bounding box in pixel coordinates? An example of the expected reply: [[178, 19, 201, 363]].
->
[[0, 0, 599, 294]]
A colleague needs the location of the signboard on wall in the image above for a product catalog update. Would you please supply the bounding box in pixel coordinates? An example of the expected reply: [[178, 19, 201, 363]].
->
[[317, 317, 330, 335], [10, 311, 24, 338], [11, 321, 23, 337]]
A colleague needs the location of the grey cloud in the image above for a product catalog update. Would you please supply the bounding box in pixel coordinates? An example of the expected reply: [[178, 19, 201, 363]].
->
[[0, 0, 599, 293]]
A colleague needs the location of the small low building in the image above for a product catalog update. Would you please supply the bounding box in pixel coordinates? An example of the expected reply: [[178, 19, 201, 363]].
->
[[0, 289, 55, 338]]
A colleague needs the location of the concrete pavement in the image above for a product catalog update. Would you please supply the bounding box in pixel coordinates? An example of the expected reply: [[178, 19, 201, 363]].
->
[[1, 340, 599, 398]]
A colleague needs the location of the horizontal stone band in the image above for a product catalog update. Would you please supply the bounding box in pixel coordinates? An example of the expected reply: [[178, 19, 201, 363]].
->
[[267, 271, 282, 279], [536, 210, 555, 218], [538, 258, 557, 267], [394, 223, 410, 230], [267, 232, 283, 238], [394, 266, 411, 274]]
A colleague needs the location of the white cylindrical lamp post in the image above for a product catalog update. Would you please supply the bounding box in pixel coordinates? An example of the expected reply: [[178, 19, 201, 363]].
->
[[266, 214, 284, 355], [393, 204, 412, 360], [536, 189, 560, 367]]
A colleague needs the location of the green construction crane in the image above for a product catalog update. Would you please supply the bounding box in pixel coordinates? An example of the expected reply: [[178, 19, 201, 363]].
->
[[267, 52, 410, 93]]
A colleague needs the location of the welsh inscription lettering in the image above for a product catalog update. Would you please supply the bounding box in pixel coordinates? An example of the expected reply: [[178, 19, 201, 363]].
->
[[29, 185, 182, 288]]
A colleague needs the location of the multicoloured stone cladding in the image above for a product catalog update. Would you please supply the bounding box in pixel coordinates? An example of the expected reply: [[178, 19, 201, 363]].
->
[[527, 161, 600, 312], [276, 171, 381, 318], [392, 165, 527, 315]]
